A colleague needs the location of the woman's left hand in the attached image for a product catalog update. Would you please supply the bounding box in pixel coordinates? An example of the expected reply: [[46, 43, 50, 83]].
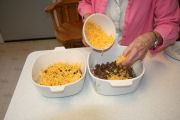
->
[[121, 32, 156, 66]]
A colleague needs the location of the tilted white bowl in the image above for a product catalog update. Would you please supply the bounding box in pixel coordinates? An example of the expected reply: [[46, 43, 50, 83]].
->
[[83, 13, 116, 51], [32, 48, 86, 97], [87, 45, 145, 95]]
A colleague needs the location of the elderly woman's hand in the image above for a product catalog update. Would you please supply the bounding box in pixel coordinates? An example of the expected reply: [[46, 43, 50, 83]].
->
[[121, 32, 162, 66]]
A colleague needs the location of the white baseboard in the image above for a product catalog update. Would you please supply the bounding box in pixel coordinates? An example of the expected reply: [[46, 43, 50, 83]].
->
[[0, 33, 4, 43]]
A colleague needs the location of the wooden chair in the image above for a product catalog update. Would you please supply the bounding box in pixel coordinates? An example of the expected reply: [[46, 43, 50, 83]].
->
[[45, 0, 85, 48]]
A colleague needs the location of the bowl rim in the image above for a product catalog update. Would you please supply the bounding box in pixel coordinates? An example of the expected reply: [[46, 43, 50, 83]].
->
[[82, 13, 116, 51], [31, 49, 87, 88]]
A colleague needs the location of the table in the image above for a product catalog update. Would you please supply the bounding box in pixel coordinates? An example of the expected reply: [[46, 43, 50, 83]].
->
[[4, 47, 180, 120]]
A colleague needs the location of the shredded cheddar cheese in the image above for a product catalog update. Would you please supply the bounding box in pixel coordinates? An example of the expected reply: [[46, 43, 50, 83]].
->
[[116, 55, 127, 65], [107, 66, 131, 80], [108, 75, 125, 80], [107, 73, 131, 80], [38, 62, 82, 86], [85, 21, 114, 49]]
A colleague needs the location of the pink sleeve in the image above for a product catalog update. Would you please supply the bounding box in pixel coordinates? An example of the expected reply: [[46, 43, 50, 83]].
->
[[78, 0, 93, 17], [150, 0, 180, 55]]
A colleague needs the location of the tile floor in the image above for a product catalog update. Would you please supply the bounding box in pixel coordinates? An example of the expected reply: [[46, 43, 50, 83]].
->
[[0, 39, 62, 120]]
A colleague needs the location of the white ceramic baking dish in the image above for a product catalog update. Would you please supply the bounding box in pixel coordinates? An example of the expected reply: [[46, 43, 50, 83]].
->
[[32, 47, 86, 97], [87, 45, 145, 95]]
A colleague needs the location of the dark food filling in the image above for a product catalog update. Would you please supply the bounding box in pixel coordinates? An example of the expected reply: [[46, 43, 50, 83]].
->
[[93, 61, 136, 80]]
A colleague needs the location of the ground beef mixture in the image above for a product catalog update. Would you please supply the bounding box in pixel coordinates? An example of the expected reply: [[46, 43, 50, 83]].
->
[[93, 61, 136, 80]]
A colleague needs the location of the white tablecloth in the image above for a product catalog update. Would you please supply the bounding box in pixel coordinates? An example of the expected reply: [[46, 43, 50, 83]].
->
[[4, 47, 180, 120]]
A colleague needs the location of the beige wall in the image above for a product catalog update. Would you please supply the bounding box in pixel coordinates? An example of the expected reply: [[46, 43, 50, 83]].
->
[[0, 33, 4, 43], [0, 0, 55, 41]]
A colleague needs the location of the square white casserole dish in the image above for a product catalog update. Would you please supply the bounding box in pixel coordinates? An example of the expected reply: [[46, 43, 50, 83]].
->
[[32, 48, 86, 97], [87, 45, 145, 95]]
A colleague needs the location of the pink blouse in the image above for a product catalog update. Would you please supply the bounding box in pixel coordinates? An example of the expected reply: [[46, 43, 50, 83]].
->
[[78, 0, 180, 54]]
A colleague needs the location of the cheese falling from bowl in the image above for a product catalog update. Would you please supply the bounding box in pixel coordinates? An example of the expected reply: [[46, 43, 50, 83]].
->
[[116, 55, 127, 65]]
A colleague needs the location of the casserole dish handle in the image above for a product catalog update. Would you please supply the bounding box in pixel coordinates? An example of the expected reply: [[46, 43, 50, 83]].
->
[[50, 86, 65, 93], [110, 80, 132, 87]]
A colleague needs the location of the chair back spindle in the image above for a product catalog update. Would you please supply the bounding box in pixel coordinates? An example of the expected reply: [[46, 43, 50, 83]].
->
[[45, 0, 84, 48]]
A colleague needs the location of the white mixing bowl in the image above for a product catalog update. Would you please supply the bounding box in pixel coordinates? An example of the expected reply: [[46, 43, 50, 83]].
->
[[83, 13, 116, 51]]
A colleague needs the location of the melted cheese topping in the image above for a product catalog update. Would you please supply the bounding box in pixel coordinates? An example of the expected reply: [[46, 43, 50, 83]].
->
[[85, 21, 114, 49]]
